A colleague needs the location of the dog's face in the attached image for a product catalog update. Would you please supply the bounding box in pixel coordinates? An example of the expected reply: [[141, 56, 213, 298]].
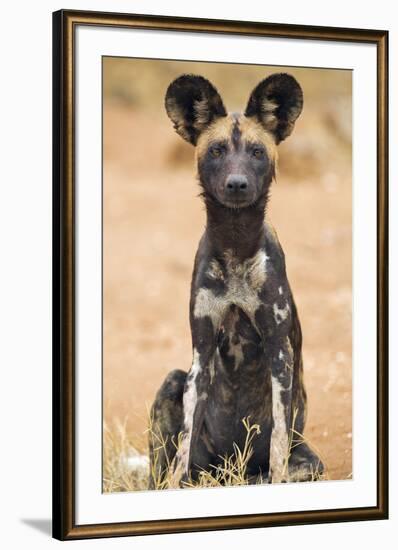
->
[[195, 114, 278, 209], [165, 74, 303, 209]]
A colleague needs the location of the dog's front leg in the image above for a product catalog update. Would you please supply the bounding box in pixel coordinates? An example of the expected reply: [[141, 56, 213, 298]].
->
[[171, 289, 224, 486], [268, 336, 294, 483], [255, 302, 294, 483], [170, 348, 213, 486]]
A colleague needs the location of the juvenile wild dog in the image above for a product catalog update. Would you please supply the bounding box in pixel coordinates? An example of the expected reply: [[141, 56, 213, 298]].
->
[[149, 73, 323, 487]]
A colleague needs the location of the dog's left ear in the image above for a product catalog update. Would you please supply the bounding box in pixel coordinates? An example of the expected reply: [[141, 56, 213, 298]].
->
[[244, 73, 303, 144]]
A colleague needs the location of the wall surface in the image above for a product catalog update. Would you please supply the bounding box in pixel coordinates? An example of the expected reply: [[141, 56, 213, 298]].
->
[[0, 0, 395, 548]]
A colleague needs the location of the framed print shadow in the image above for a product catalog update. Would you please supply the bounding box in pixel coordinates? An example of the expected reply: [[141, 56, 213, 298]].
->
[[52, 9, 389, 541]]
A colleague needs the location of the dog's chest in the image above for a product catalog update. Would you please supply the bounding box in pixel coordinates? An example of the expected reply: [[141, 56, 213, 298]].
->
[[209, 249, 268, 314]]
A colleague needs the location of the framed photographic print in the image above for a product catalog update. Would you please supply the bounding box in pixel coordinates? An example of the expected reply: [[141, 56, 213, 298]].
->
[[52, 9, 388, 540]]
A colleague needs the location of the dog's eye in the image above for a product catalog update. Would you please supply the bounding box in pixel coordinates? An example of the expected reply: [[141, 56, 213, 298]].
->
[[210, 147, 222, 158], [253, 148, 264, 158]]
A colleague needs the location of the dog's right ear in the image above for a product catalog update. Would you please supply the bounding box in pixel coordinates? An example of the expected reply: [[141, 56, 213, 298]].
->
[[165, 75, 227, 145]]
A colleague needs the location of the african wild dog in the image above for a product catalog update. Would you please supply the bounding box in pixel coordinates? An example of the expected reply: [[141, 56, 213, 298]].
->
[[148, 73, 324, 488]]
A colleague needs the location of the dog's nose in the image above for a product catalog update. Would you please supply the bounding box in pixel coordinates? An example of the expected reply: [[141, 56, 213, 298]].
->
[[226, 175, 248, 193]]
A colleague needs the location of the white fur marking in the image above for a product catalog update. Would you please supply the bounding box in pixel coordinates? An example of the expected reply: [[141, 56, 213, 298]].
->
[[273, 302, 290, 325], [172, 349, 201, 483], [278, 286, 283, 295], [284, 337, 294, 372], [194, 287, 228, 326], [269, 376, 289, 483]]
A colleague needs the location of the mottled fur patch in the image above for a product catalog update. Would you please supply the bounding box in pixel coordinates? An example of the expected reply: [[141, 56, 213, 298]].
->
[[222, 307, 247, 371], [207, 259, 225, 281], [273, 302, 291, 324], [194, 249, 269, 327], [193, 286, 229, 327]]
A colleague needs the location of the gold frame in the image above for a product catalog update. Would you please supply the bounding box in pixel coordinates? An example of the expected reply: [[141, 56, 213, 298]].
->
[[52, 9, 389, 540]]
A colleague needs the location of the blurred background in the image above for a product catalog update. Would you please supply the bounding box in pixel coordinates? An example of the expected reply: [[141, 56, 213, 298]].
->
[[103, 57, 352, 486]]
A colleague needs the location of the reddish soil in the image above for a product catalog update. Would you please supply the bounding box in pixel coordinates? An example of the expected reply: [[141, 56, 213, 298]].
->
[[103, 103, 352, 480]]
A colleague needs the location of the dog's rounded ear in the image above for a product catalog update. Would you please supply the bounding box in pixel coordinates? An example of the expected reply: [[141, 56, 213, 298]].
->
[[165, 74, 227, 145], [244, 73, 303, 144]]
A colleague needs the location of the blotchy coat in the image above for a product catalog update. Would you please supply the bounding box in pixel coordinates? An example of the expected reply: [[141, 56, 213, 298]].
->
[[148, 73, 324, 488]]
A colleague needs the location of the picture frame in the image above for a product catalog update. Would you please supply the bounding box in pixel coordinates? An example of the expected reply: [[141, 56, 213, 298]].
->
[[52, 9, 389, 540]]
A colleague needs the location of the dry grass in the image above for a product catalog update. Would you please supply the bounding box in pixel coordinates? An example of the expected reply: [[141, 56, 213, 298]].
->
[[103, 411, 328, 493], [103, 418, 149, 492]]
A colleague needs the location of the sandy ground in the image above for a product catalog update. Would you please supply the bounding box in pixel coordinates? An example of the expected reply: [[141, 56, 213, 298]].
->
[[103, 103, 352, 482]]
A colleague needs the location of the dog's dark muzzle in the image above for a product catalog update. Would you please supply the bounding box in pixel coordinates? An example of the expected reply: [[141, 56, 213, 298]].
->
[[225, 174, 249, 195]]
